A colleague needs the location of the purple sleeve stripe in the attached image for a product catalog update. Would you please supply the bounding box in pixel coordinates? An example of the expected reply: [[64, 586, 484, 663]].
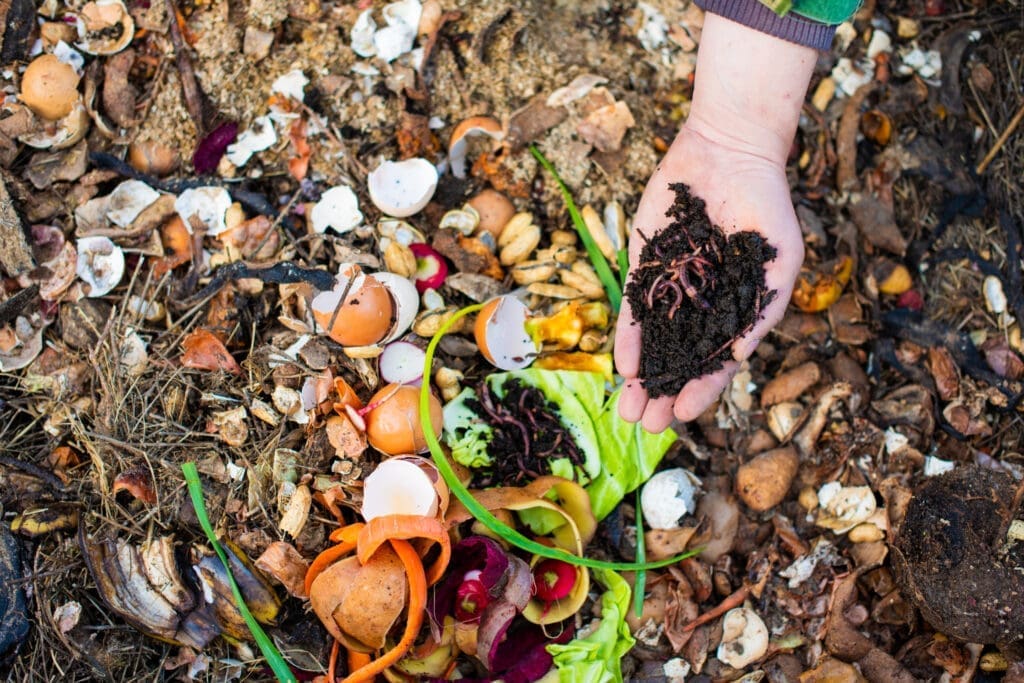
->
[[695, 0, 838, 51]]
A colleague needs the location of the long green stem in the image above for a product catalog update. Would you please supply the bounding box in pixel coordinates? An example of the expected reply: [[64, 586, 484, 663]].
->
[[530, 145, 623, 313], [419, 303, 694, 570], [182, 463, 296, 683], [634, 488, 646, 617]]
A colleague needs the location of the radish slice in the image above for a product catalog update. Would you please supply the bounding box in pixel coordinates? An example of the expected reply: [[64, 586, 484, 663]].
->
[[409, 243, 448, 293], [361, 457, 439, 521], [379, 341, 425, 386], [474, 295, 539, 371]]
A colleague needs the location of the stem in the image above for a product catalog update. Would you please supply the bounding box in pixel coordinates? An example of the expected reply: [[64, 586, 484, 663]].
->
[[530, 145, 623, 312]]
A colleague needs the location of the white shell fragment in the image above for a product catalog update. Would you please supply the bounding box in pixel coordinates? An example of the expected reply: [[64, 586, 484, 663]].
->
[[0, 316, 44, 371], [351, 10, 377, 58], [375, 0, 422, 63], [641, 468, 702, 530], [361, 457, 438, 521], [19, 102, 90, 150], [226, 115, 278, 167], [815, 482, 877, 533], [271, 69, 309, 102], [924, 456, 955, 476], [311, 185, 363, 234], [174, 186, 232, 235], [106, 180, 160, 228], [76, 236, 124, 296], [74, 0, 135, 55], [716, 608, 769, 669], [368, 158, 438, 218]]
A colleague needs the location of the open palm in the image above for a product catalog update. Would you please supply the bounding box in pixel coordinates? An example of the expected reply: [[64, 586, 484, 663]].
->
[[614, 124, 805, 432]]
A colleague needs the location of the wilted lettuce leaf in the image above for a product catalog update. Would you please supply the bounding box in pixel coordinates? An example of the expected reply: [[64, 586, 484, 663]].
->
[[546, 568, 634, 683], [441, 370, 676, 521]]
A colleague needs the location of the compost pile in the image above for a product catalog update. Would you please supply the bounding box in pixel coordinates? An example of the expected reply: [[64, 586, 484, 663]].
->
[[0, 0, 1022, 681]]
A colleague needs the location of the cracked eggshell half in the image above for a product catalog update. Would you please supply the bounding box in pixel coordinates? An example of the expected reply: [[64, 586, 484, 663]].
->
[[106, 180, 161, 228], [311, 264, 394, 347], [361, 456, 439, 521], [174, 186, 232, 235], [447, 116, 503, 179], [74, 0, 134, 55], [19, 101, 90, 150], [474, 295, 539, 371], [76, 236, 124, 297], [368, 158, 438, 218]]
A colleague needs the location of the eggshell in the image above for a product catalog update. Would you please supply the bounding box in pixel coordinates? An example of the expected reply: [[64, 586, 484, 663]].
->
[[447, 116, 502, 179], [20, 54, 80, 121], [372, 271, 419, 342], [467, 190, 515, 238], [367, 158, 438, 218], [474, 296, 539, 370]]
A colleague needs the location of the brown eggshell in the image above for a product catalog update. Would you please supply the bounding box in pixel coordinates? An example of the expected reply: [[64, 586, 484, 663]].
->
[[365, 384, 443, 455], [467, 189, 515, 238], [20, 55, 80, 121]]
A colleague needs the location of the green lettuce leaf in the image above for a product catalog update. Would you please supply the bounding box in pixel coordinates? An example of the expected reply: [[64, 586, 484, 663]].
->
[[440, 369, 676, 521], [546, 568, 635, 683]]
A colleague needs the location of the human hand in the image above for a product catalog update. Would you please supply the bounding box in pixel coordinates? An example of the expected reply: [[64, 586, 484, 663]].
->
[[614, 14, 815, 432]]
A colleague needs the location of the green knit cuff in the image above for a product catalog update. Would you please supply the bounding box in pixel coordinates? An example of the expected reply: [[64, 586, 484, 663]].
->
[[761, 0, 860, 24]]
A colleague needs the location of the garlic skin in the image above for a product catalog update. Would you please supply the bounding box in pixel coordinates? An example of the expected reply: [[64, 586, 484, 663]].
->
[[716, 607, 769, 669], [640, 468, 701, 530]]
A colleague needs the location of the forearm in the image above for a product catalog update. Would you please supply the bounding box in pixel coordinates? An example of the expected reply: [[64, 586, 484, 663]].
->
[[686, 12, 816, 167]]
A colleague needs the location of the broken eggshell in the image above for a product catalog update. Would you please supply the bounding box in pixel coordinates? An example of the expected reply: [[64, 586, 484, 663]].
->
[[361, 456, 440, 521], [18, 101, 90, 150], [174, 186, 232, 235], [106, 180, 161, 228], [76, 236, 124, 297], [74, 0, 134, 55], [367, 158, 438, 218], [372, 270, 419, 343], [716, 607, 769, 669], [474, 295, 539, 371], [640, 468, 701, 530], [311, 265, 394, 347], [0, 316, 45, 371], [311, 185, 363, 234], [816, 482, 877, 533], [448, 116, 503, 179]]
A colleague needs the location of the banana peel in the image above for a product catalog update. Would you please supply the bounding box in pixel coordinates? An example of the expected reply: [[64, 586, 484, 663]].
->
[[80, 530, 279, 650]]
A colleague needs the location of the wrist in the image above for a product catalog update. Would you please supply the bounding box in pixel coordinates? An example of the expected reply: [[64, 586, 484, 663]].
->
[[685, 12, 816, 167]]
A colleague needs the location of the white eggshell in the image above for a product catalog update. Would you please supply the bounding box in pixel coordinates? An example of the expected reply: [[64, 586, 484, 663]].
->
[[361, 457, 438, 521], [106, 180, 160, 228], [311, 185, 363, 234], [716, 608, 769, 669], [379, 341, 425, 385], [174, 186, 232, 235], [641, 468, 702, 530], [372, 271, 419, 342], [350, 9, 377, 57], [368, 158, 438, 218], [76, 235, 124, 297], [479, 296, 538, 370]]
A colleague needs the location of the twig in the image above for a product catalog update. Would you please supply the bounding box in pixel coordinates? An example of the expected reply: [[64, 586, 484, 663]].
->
[[176, 261, 335, 309], [679, 584, 751, 634], [976, 98, 1024, 175], [164, 0, 210, 135]]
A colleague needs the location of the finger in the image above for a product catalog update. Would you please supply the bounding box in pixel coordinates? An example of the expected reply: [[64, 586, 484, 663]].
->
[[641, 395, 676, 434], [618, 378, 648, 422], [673, 361, 739, 423], [614, 292, 641, 379]]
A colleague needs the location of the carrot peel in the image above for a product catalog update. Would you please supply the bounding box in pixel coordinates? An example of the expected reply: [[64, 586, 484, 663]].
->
[[356, 515, 451, 586]]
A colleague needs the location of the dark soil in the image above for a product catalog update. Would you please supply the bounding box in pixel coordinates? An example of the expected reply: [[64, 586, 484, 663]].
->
[[466, 379, 584, 487], [892, 465, 1024, 645], [626, 183, 777, 398]]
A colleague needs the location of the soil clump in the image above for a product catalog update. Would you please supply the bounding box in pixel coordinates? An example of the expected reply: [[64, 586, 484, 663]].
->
[[626, 183, 776, 398]]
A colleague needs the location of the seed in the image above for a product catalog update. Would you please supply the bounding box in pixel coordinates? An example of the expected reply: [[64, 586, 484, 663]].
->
[[497, 212, 534, 248], [559, 268, 605, 299], [847, 523, 884, 543], [343, 345, 384, 359], [413, 307, 465, 337], [499, 223, 541, 266], [527, 283, 584, 300], [511, 260, 557, 285], [550, 229, 577, 246], [383, 241, 417, 278]]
